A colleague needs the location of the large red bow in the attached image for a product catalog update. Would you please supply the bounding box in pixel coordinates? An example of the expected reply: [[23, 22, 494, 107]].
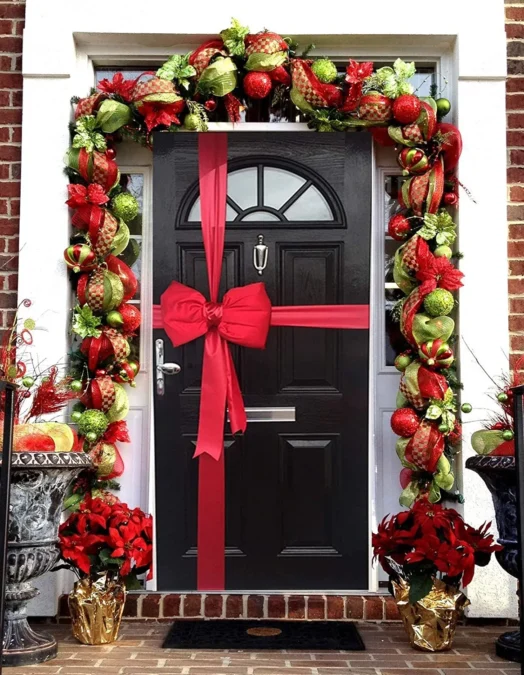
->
[[161, 280, 272, 459]]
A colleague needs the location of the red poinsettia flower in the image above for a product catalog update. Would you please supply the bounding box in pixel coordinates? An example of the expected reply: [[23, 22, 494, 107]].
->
[[405, 534, 442, 564], [435, 537, 476, 586], [345, 59, 374, 84], [59, 532, 105, 575], [411, 500, 455, 535], [138, 100, 185, 132], [66, 183, 109, 209], [97, 72, 137, 102], [416, 255, 464, 292], [103, 420, 131, 444]]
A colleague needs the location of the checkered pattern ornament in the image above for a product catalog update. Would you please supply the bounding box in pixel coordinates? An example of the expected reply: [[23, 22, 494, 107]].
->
[[405, 419, 445, 473], [358, 92, 393, 122], [189, 40, 226, 78], [92, 211, 118, 258], [388, 100, 437, 147], [290, 59, 342, 109], [90, 375, 116, 412]]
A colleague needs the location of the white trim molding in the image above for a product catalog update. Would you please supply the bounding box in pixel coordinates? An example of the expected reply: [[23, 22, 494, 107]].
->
[[19, 0, 510, 615]]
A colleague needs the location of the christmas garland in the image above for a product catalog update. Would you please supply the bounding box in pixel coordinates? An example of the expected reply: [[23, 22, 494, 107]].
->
[[63, 19, 464, 508]]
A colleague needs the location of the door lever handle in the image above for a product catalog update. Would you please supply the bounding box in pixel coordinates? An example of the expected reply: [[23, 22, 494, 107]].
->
[[156, 338, 181, 396]]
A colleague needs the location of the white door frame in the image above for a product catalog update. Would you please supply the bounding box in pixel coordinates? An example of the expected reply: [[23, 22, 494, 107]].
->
[[19, 0, 511, 615]]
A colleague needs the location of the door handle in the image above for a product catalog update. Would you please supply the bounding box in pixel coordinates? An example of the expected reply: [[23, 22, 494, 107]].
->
[[253, 234, 268, 276], [156, 338, 181, 396]]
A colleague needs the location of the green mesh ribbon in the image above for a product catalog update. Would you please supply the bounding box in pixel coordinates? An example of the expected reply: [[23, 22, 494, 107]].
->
[[393, 245, 417, 295], [111, 220, 130, 257], [290, 87, 315, 114], [245, 51, 287, 72], [471, 429, 506, 455], [400, 482, 420, 508], [433, 454, 454, 490], [412, 314, 455, 346], [198, 57, 238, 97], [95, 100, 132, 134]]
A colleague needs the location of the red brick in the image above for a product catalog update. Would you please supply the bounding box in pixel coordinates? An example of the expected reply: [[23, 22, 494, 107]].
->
[[0, 217, 17, 234], [510, 148, 524, 165], [508, 167, 524, 182], [510, 185, 524, 201], [204, 595, 223, 618], [163, 594, 181, 618], [0, 143, 19, 161], [267, 595, 286, 618], [10, 162, 19, 179], [507, 129, 524, 146], [508, 23, 524, 39], [0, 19, 13, 34], [0, 291, 14, 308], [508, 94, 524, 111], [0, 35, 21, 53], [0, 110, 20, 125], [508, 113, 524, 130], [306, 595, 325, 620], [0, 253, 17, 270], [364, 596, 384, 620], [508, 204, 524, 221], [509, 314, 524, 331], [123, 595, 139, 618], [0, 162, 9, 178], [508, 240, 524, 257], [511, 297, 524, 314], [510, 260, 524, 276], [385, 597, 400, 620], [508, 77, 524, 93], [345, 596, 364, 620], [11, 89, 21, 106], [326, 596, 344, 619], [509, 278, 524, 295], [13, 19, 22, 36], [141, 595, 160, 618], [225, 594, 243, 618], [0, 5, 26, 19], [511, 334, 524, 352], [10, 198, 18, 215], [507, 6, 524, 21], [288, 595, 305, 619], [10, 125, 20, 142], [6, 273, 16, 290], [0, 180, 19, 197], [183, 594, 202, 617], [247, 594, 264, 618]]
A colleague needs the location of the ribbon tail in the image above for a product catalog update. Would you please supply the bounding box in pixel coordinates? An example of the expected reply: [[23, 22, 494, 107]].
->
[[193, 331, 228, 460], [225, 345, 246, 435]]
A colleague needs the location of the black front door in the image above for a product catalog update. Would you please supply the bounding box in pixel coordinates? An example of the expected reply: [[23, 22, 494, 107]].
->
[[153, 132, 371, 591]]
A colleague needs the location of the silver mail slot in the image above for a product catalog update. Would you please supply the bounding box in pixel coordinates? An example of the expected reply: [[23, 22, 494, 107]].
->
[[227, 407, 296, 423]]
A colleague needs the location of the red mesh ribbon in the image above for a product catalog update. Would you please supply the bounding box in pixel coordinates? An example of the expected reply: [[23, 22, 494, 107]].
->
[[153, 134, 369, 591], [290, 59, 342, 109], [405, 419, 444, 473]]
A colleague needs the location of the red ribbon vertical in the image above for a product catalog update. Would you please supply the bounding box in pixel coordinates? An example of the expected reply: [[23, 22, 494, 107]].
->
[[197, 133, 228, 590]]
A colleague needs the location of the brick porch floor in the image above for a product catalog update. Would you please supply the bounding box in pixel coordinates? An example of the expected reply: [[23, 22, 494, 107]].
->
[[3, 621, 520, 675]]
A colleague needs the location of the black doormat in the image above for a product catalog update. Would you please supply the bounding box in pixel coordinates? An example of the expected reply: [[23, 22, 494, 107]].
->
[[162, 619, 365, 651]]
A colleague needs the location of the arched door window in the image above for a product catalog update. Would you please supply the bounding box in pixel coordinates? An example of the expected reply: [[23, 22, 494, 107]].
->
[[178, 159, 345, 228]]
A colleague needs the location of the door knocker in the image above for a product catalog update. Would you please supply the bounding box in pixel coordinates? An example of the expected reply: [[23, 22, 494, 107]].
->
[[253, 234, 268, 276]]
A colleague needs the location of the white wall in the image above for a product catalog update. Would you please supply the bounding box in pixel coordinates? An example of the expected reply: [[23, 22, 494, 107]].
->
[[20, 0, 511, 616]]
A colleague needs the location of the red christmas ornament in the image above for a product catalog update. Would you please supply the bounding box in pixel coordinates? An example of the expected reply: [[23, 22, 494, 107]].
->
[[118, 303, 141, 335], [370, 127, 395, 147], [77, 273, 89, 305], [106, 147, 117, 160], [204, 99, 217, 112], [388, 213, 411, 241], [391, 407, 420, 438], [392, 94, 421, 124], [243, 71, 272, 100], [269, 65, 291, 86], [448, 421, 462, 446], [443, 192, 458, 207]]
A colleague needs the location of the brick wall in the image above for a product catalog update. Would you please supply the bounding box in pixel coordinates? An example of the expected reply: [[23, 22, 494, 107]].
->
[[0, 0, 23, 333], [507, 2, 524, 369]]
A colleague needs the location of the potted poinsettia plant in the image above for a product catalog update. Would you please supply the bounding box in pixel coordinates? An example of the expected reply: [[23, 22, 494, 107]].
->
[[372, 499, 500, 651], [57, 494, 153, 645]]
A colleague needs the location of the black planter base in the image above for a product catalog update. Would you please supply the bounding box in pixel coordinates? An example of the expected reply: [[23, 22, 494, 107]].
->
[[2, 620, 57, 666], [496, 630, 521, 663]]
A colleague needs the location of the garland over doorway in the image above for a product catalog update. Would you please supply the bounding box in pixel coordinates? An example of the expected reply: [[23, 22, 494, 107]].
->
[[63, 19, 464, 517]]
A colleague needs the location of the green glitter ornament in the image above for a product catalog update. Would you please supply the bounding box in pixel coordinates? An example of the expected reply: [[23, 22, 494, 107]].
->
[[311, 59, 338, 84], [22, 376, 34, 388], [77, 409, 109, 440], [184, 113, 201, 131], [111, 193, 139, 223], [423, 289, 455, 317], [71, 410, 82, 423], [503, 429, 514, 441], [461, 402, 472, 413], [70, 380, 83, 393], [497, 392, 509, 403]]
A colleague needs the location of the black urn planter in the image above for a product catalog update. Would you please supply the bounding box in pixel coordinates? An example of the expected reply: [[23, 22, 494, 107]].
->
[[466, 455, 520, 662], [1, 451, 91, 667]]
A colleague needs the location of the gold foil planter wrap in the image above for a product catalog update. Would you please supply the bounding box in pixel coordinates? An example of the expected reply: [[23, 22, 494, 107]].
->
[[392, 578, 470, 652], [69, 574, 127, 645]]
